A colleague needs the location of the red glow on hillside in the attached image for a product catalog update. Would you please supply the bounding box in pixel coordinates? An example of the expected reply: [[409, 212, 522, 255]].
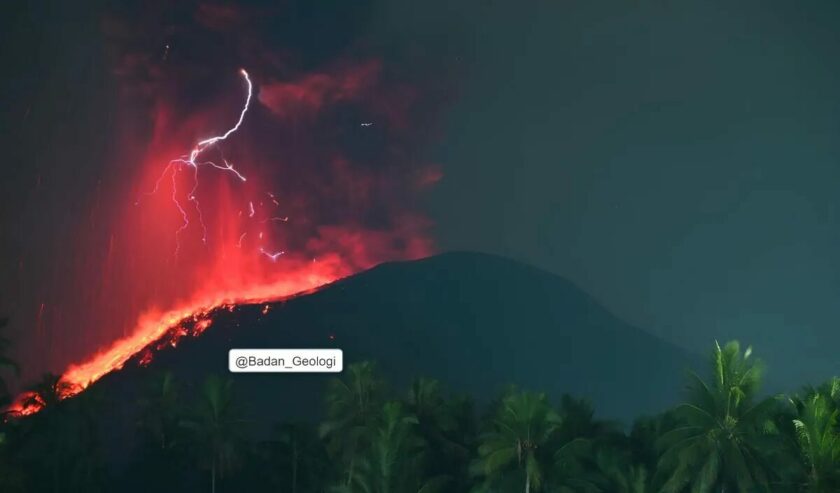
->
[[6, 392, 42, 417], [7, 52, 438, 416], [60, 258, 351, 394]]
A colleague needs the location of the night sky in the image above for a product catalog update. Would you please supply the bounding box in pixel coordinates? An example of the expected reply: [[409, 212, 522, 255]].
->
[[3, 0, 840, 390]]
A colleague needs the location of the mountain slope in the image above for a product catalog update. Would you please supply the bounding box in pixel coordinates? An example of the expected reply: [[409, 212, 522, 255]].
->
[[97, 251, 700, 430]]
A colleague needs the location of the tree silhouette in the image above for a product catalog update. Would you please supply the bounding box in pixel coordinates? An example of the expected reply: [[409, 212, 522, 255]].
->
[[656, 341, 781, 492], [407, 378, 475, 492], [586, 447, 649, 492], [4, 339, 840, 492], [334, 401, 448, 493], [183, 374, 246, 493], [265, 422, 330, 493], [137, 370, 183, 451], [789, 389, 840, 491], [472, 390, 560, 493], [17, 384, 108, 492], [320, 361, 385, 486], [129, 371, 188, 492]]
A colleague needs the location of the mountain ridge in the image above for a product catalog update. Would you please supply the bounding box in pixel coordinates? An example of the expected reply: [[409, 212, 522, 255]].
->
[[91, 251, 701, 431]]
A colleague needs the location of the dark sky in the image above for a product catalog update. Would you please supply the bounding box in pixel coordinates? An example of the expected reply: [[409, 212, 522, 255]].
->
[[381, 0, 840, 388], [3, 0, 840, 389]]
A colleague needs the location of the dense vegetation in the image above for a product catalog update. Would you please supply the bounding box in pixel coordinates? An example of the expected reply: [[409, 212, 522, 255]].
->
[[2, 336, 840, 492]]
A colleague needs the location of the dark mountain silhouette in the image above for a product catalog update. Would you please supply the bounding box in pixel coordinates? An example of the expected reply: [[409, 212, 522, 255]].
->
[[92, 251, 700, 442]]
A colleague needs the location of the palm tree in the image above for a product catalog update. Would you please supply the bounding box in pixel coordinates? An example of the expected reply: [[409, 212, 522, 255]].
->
[[472, 390, 560, 493], [183, 374, 246, 493], [407, 378, 475, 491], [591, 447, 651, 493], [276, 423, 304, 493], [320, 361, 385, 486], [408, 378, 457, 433], [130, 371, 188, 491], [803, 378, 840, 413], [63, 387, 109, 492], [267, 422, 330, 493], [656, 340, 781, 492], [789, 391, 840, 491], [623, 412, 683, 492], [137, 370, 182, 451], [550, 395, 626, 492], [629, 413, 679, 473], [556, 394, 620, 442], [332, 400, 447, 493]]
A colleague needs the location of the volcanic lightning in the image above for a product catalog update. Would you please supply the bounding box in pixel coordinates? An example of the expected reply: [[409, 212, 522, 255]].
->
[[6, 55, 437, 420], [5, 68, 307, 417], [260, 248, 286, 261], [150, 69, 253, 253]]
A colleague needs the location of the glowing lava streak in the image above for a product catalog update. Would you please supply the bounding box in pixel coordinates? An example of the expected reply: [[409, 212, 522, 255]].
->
[[5, 64, 436, 418], [6, 258, 350, 417], [59, 266, 335, 392], [6, 68, 337, 417]]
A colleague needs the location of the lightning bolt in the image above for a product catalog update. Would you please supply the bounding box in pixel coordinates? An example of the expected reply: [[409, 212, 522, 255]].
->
[[260, 248, 285, 261], [141, 69, 290, 261], [146, 69, 253, 254]]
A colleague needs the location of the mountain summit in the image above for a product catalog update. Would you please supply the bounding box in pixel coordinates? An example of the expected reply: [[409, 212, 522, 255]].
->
[[98, 251, 699, 425]]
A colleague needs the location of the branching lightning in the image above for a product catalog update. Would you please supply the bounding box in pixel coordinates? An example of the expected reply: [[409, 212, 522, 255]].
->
[[145, 69, 254, 254], [260, 247, 285, 261], [3, 57, 436, 420], [139, 69, 290, 260]]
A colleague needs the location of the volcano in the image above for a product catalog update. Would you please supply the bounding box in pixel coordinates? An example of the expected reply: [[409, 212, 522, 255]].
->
[[80, 251, 699, 434]]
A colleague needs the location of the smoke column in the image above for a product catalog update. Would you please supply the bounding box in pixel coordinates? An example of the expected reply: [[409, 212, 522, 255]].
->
[[7, 3, 446, 409]]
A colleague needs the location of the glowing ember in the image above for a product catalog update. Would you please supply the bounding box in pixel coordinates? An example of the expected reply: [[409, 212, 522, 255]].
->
[[60, 263, 341, 395], [5, 392, 42, 417], [5, 70, 353, 416], [5, 262, 345, 418], [9, 52, 437, 418]]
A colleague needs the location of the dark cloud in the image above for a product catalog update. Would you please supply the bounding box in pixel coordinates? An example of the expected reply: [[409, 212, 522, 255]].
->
[[195, 3, 245, 31], [258, 60, 381, 120], [2, 0, 454, 385]]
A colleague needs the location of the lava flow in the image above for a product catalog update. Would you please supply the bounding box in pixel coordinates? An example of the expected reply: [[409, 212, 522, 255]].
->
[[8, 61, 434, 416], [7, 262, 345, 417]]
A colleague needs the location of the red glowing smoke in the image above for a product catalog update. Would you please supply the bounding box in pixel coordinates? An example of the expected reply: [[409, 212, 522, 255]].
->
[[8, 5, 444, 414]]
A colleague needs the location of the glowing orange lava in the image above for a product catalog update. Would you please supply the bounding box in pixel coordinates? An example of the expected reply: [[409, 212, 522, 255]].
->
[[61, 262, 344, 391], [6, 392, 41, 417], [9, 57, 436, 418], [6, 256, 351, 417]]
